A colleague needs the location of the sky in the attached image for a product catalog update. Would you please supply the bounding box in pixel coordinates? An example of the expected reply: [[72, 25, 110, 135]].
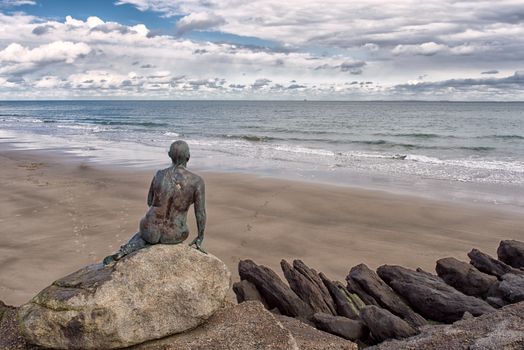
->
[[0, 0, 523, 100]]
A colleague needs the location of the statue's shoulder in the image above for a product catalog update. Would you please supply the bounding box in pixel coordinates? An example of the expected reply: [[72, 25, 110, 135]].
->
[[183, 168, 204, 185]]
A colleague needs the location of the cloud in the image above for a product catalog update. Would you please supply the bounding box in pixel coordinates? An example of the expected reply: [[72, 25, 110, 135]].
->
[[0, 0, 36, 7], [481, 70, 499, 75], [175, 12, 226, 35], [0, 6, 523, 100], [315, 60, 366, 74], [0, 41, 91, 64], [252, 78, 271, 89], [394, 71, 524, 97]]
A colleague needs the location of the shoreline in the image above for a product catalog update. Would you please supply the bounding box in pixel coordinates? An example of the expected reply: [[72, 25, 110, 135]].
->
[[1, 146, 523, 306]]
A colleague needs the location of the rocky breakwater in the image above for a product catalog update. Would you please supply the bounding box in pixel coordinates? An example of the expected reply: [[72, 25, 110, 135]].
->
[[17, 244, 231, 349], [233, 239, 524, 348]]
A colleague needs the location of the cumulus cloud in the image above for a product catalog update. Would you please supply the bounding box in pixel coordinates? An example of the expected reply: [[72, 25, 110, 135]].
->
[[175, 12, 226, 35], [0, 41, 91, 64]]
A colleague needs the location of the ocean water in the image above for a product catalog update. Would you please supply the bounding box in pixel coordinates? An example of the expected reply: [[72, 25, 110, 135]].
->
[[1, 101, 523, 209]]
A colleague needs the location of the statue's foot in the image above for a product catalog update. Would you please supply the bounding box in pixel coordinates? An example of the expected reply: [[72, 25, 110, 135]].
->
[[103, 252, 124, 266]]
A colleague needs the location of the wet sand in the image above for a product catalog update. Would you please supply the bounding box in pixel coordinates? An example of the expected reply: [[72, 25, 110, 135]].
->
[[1, 148, 523, 305]]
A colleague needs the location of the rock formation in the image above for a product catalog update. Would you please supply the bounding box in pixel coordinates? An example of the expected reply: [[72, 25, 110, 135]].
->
[[497, 240, 524, 269], [468, 248, 523, 278], [238, 259, 313, 319], [377, 265, 494, 322], [311, 312, 368, 341], [18, 245, 230, 349], [435, 257, 497, 297], [368, 301, 524, 350], [360, 306, 419, 343], [347, 264, 426, 327]]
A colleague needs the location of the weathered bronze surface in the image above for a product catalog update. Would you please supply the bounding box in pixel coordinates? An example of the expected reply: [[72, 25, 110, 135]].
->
[[103, 140, 206, 265]]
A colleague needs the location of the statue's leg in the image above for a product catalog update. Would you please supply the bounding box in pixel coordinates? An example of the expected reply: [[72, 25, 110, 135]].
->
[[103, 232, 149, 265]]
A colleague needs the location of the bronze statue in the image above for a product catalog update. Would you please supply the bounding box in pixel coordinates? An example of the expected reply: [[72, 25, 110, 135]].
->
[[103, 140, 206, 265]]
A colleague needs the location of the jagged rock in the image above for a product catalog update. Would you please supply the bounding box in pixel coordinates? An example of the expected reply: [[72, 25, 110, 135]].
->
[[368, 301, 524, 350], [377, 265, 495, 323], [232, 280, 269, 308], [293, 260, 337, 315], [348, 264, 426, 328], [360, 306, 418, 343], [346, 276, 380, 306], [312, 312, 368, 341], [436, 257, 497, 297], [276, 314, 358, 350], [497, 240, 524, 269], [130, 301, 299, 350], [468, 248, 523, 278], [281, 260, 334, 315], [496, 273, 524, 303], [238, 259, 313, 318], [320, 273, 360, 319], [18, 245, 231, 350]]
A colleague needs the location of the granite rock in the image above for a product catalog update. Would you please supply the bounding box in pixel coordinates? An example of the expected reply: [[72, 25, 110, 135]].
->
[[18, 244, 231, 349]]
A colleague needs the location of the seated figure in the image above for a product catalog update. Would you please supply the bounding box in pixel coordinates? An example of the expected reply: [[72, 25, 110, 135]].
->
[[104, 140, 206, 265]]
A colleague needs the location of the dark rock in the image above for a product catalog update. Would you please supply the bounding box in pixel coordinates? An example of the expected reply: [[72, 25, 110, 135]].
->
[[276, 314, 358, 350], [238, 259, 313, 318], [293, 260, 337, 315], [311, 312, 368, 341], [468, 248, 523, 279], [360, 305, 418, 343], [497, 240, 524, 269], [497, 273, 524, 303], [281, 260, 334, 315], [347, 276, 380, 306], [377, 265, 495, 323], [485, 281, 510, 308], [368, 301, 524, 350], [320, 273, 360, 319], [348, 264, 426, 328], [486, 296, 509, 308], [436, 257, 497, 297], [232, 279, 269, 308]]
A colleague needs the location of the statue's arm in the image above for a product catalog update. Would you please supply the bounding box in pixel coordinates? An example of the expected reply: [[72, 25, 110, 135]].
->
[[189, 179, 207, 253], [147, 175, 156, 207], [194, 179, 206, 239]]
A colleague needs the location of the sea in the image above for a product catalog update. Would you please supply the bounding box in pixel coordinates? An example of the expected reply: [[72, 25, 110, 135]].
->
[[1, 100, 523, 210]]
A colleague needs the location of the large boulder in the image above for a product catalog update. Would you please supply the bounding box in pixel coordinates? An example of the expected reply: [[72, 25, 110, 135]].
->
[[360, 306, 418, 343], [347, 264, 426, 328], [238, 259, 313, 319], [18, 245, 231, 349], [468, 248, 523, 279], [497, 240, 524, 269], [377, 265, 494, 323], [436, 257, 497, 298]]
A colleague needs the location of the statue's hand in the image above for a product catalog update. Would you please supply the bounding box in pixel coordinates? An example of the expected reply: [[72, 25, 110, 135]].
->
[[189, 236, 207, 254]]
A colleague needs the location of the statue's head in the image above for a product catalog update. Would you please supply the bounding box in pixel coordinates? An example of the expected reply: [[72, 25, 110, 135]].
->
[[168, 140, 190, 166]]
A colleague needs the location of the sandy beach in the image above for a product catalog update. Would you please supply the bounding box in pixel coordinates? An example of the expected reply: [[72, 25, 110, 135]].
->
[[1, 147, 523, 306]]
